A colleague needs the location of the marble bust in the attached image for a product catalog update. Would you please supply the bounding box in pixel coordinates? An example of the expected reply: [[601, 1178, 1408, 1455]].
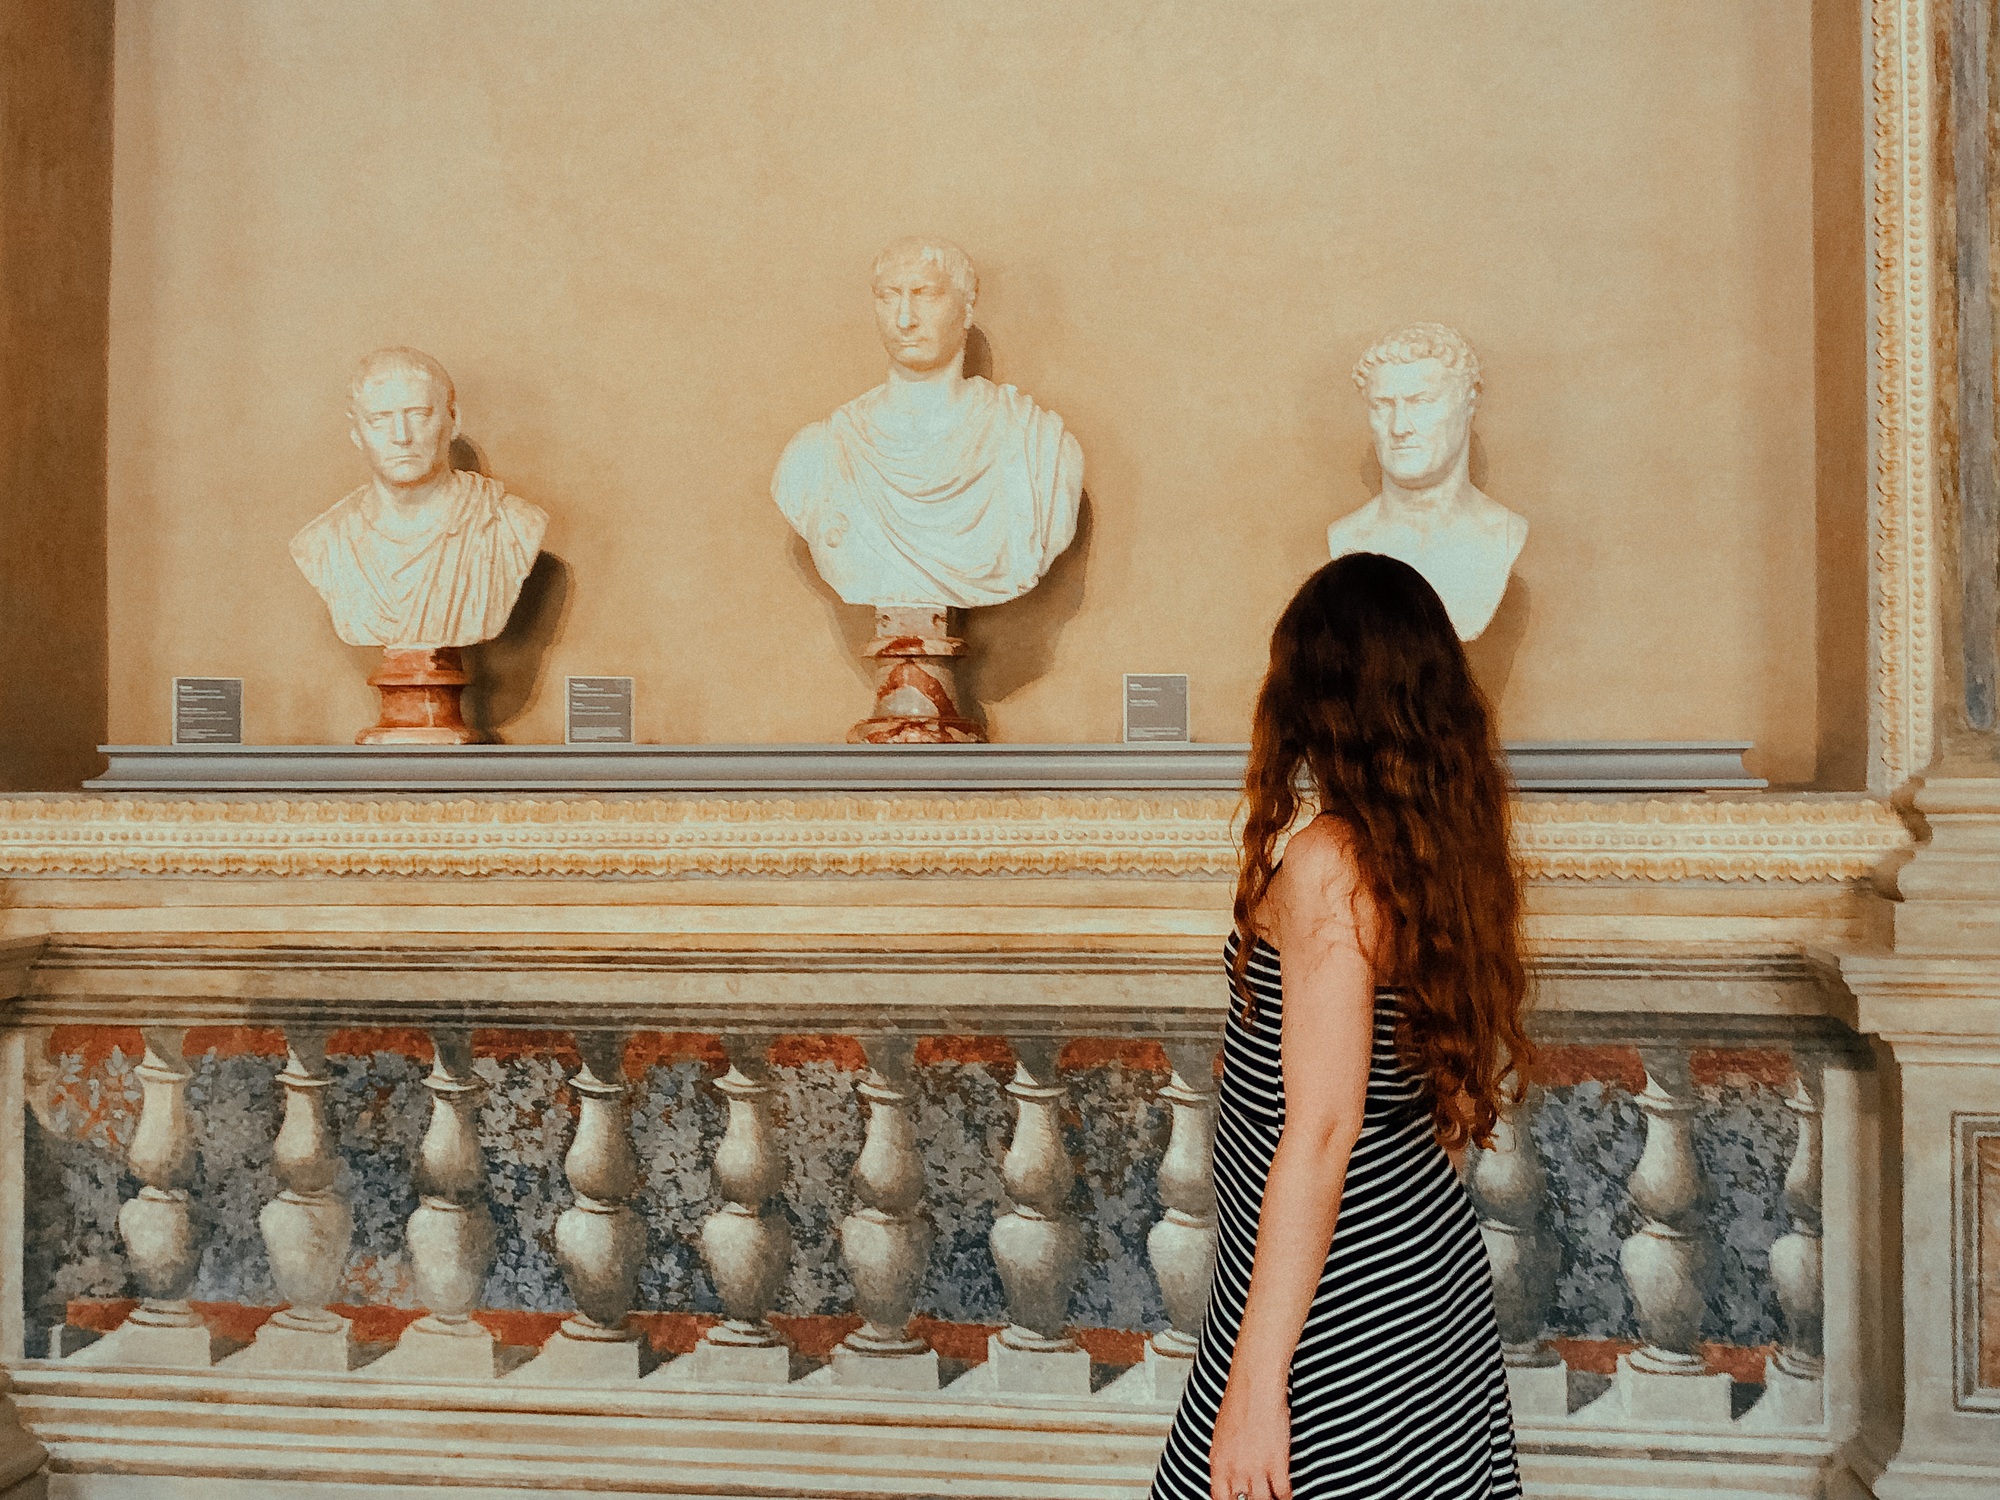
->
[[290, 347, 548, 648], [1328, 324, 1526, 640], [771, 236, 1084, 610]]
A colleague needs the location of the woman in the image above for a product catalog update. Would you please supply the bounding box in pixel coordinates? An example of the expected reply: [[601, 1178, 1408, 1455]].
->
[[1151, 552, 1529, 1500]]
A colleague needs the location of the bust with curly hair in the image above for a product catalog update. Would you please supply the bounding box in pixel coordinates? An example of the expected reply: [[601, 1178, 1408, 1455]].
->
[[1327, 323, 1526, 640]]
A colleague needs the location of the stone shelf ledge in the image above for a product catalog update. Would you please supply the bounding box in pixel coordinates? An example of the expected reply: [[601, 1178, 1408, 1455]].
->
[[84, 740, 1765, 794]]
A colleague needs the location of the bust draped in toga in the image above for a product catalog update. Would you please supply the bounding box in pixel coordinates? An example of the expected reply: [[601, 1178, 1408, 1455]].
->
[[772, 236, 1083, 611], [290, 347, 548, 650]]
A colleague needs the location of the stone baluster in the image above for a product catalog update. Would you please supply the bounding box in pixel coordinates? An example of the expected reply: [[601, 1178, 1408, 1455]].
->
[[1609, 1044, 1732, 1423], [1468, 1098, 1567, 1418], [835, 1035, 938, 1389], [987, 1035, 1088, 1395], [687, 1033, 792, 1384], [523, 1031, 648, 1384], [1133, 1040, 1219, 1403], [77, 1027, 214, 1366], [1750, 1056, 1825, 1427], [238, 1027, 356, 1370], [376, 1028, 498, 1378]]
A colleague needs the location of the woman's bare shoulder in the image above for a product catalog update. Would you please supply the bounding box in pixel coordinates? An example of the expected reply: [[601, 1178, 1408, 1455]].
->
[[1276, 815, 1361, 885], [1267, 816, 1375, 952]]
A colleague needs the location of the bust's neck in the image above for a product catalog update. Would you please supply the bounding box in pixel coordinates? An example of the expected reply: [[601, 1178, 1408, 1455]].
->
[[881, 350, 969, 414], [363, 467, 458, 542], [1378, 457, 1476, 539]]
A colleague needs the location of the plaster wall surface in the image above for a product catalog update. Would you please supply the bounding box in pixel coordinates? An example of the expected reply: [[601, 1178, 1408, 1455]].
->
[[107, 0, 1833, 775]]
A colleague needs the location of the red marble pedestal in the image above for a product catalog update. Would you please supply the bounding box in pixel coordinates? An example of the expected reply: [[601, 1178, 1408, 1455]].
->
[[849, 607, 985, 744], [358, 646, 485, 745]]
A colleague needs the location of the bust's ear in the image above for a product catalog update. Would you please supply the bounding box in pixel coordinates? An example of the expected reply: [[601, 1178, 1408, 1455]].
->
[[347, 418, 363, 454], [448, 402, 462, 439]]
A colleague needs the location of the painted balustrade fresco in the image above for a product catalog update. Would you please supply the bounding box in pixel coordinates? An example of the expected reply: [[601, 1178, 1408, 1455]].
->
[[24, 1024, 1808, 1380]]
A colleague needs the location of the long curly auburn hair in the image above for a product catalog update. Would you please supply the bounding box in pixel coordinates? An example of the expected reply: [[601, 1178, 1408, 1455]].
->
[[1231, 552, 1530, 1149]]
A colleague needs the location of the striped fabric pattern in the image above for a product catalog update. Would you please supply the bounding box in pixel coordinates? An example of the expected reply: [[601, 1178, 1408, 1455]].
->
[[1151, 933, 1522, 1499]]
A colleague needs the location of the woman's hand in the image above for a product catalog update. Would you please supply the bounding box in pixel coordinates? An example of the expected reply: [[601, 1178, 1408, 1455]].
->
[[1209, 1377, 1292, 1500]]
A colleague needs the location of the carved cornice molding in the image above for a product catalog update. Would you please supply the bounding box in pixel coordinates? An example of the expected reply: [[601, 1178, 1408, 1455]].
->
[[1510, 797, 1909, 882], [0, 794, 1908, 883], [1869, 0, 1938, 792]]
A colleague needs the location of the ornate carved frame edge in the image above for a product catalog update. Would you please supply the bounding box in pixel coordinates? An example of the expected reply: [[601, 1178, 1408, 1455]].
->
[[1869, 0, 1939, 792], [0, 794, 1909, 882]]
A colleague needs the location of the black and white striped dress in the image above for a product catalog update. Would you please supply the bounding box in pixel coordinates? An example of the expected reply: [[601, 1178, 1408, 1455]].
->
[[1151, 933, 1522, 1500]]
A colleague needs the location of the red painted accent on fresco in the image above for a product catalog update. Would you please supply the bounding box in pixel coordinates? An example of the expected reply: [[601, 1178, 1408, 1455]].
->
[[909, 1316, 1004, 1363], [770, 1314, 866, 1357], [326, 1028, 433, 1061], [1075, 1327, 1149, 1365], [472, 1029, 579, 1067], [331, 1304, 425, 1343], [1059, 1039, 1169, 1072], [1699, 1341, 1775, 1383], [916, 1035, 1012, 1068], [627, 1311, 717, 1354], [183, 1027, 287, 1060], [1691, 1048, 1794, 1091], [58, 1298, 1778, 1382], [45, 1027, 143, 1068], [65, 1298, 272, 1344], [1530, 1046, 1647, 1093], [468, 1309, 567, 1347], [770, 1035, 868, 1070], [622, 1032, 728, 1077], [1548, 1336, 1771, 1384], [65, 1298, 135, 1332], [1548, 1336, 1631, 1374]]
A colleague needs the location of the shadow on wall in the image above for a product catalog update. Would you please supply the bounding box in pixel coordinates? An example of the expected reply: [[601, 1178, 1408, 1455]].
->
[[960, 492, 1091, 721], [452, 434, 571, 737], [466, 550, 571, 738], [1466, 576, 1528, 708]]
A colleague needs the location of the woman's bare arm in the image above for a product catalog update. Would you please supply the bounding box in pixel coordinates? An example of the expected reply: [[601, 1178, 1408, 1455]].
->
[[1206, 819, 1379, 1500]]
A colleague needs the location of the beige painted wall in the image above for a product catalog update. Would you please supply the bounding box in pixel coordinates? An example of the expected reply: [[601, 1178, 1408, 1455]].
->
[[108, 0, 1831, 777]]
